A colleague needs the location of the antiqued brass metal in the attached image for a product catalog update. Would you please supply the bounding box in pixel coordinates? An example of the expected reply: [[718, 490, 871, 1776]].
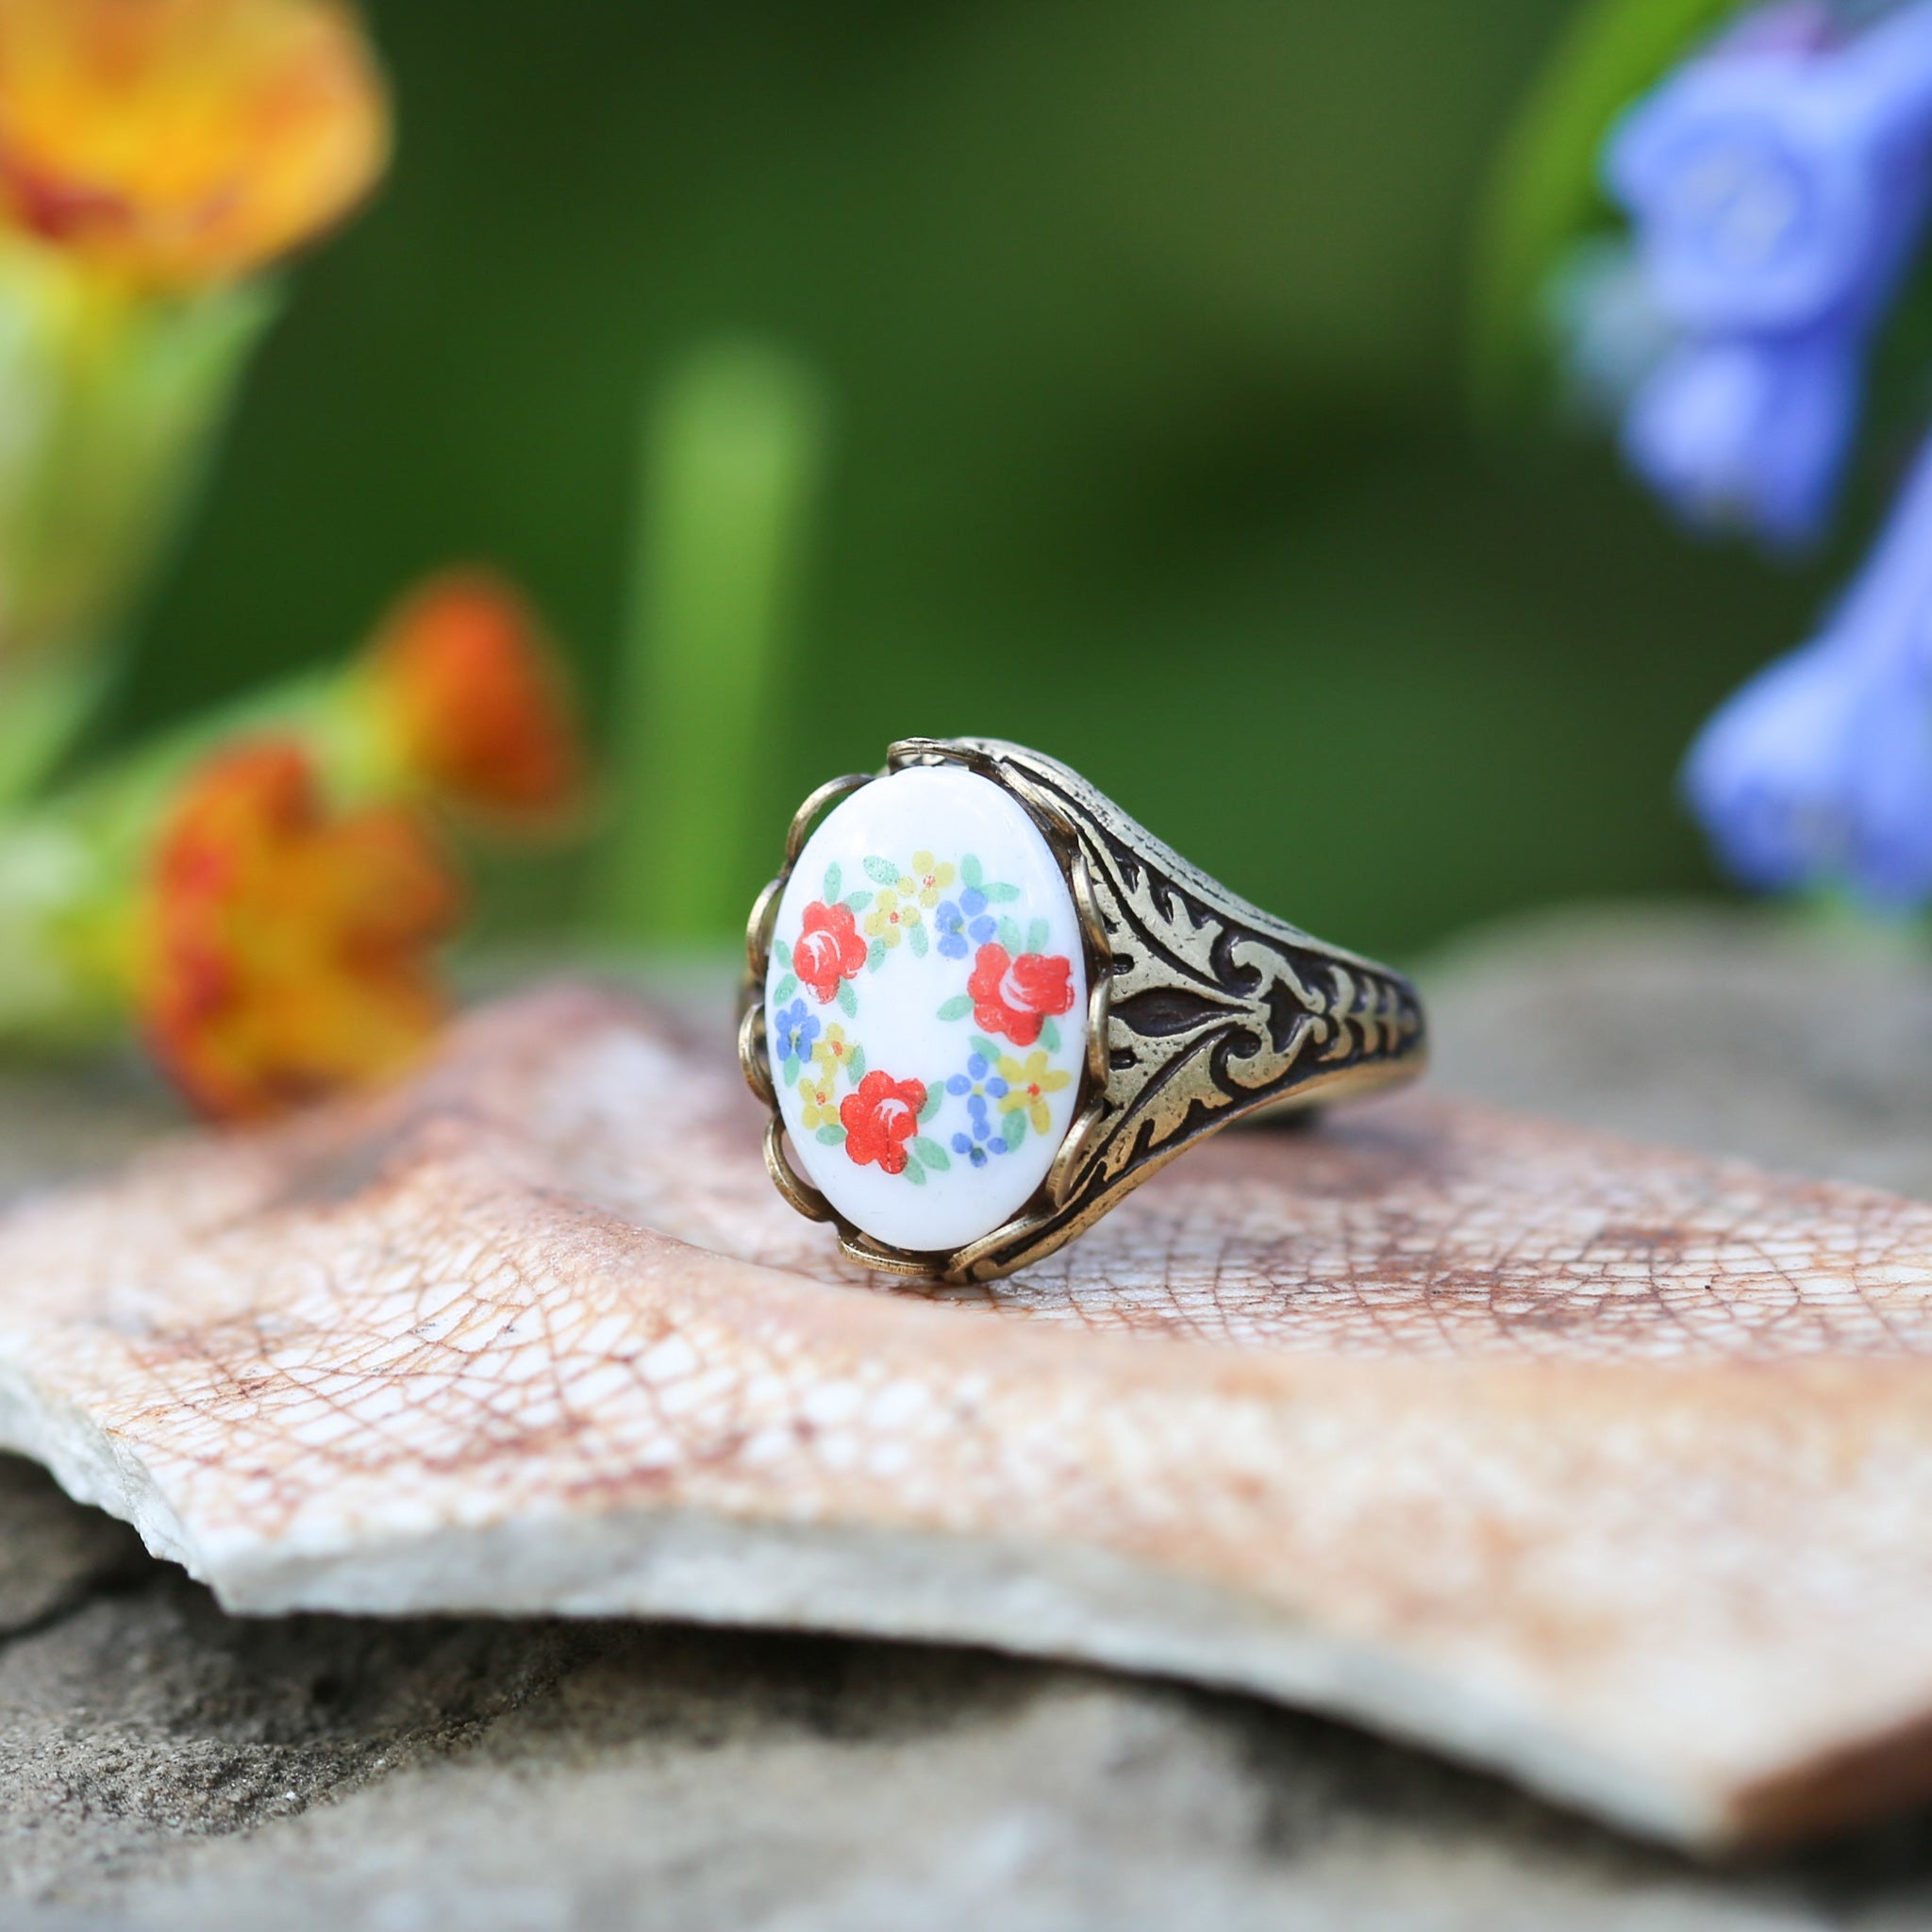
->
[[740, 737, 1427, 1283]]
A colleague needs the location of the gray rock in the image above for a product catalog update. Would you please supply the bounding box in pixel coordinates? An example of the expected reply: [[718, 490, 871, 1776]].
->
[[1, 908, 1931, 1929], [1424, 905, 1932, 1202]]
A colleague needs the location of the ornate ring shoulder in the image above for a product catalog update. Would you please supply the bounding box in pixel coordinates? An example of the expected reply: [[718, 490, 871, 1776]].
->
[[741, 737, 1426, 1283]]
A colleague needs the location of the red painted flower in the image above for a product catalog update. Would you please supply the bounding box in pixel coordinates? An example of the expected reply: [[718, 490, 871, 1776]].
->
[[793, 898, 867, 1004], [840, 1069, 926, 1175], [967, 942, 1074, 1047]]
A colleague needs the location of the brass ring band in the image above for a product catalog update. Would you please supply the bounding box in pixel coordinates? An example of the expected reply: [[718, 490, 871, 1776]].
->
[[741, 736, 1426, 1283]]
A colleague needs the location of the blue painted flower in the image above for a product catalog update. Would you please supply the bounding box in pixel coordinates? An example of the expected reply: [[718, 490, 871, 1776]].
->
[[1684, 433, 1932, 904], [934, 889, 997, 959], [772, 997, 820, 1065], [1572, 0, 1932, 545], [943, 1052, 1011, 1157]]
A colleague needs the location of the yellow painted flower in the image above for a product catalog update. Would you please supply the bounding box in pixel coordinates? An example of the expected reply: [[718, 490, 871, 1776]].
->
[[996, 1048, 1071, 1136], [904, 850, 955, 908], [0, 0, 390, 290], [863, 885, 920, 947], [137, 737, 459, 1121], [797, 1065, 841, 1131], [812, 1021, 854, 1075]]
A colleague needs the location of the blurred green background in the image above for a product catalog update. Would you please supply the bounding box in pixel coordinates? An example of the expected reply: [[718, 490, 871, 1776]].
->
[[118, 0, 1844, 962]]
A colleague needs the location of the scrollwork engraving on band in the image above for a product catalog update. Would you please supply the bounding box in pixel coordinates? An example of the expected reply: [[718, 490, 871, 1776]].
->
[[885, 739, 1426, 1281]]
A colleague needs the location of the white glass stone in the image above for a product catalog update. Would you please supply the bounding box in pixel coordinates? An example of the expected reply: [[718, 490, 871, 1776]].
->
[[765, 765, 1088, 1254]]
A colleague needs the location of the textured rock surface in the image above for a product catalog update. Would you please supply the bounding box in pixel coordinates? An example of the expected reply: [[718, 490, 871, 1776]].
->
[[0, 910, 1929, 1925], [16, 980, 1932, 1844]]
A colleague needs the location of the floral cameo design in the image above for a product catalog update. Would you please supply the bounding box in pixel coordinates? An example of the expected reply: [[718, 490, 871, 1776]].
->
[[966, 939, 1074, 1048], [793, 898, 868, 1005], [840, 1070, 928, 1176], [773, 841, 1076, 1196]]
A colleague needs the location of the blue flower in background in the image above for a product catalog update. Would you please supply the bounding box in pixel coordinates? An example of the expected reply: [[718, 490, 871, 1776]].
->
[[1575, 0, 1932, 545], [772, 997, 820, 1065], [1619, 331, 1860, 550], [934, 889, 995, 959], [1685, 433, 1932, 904]]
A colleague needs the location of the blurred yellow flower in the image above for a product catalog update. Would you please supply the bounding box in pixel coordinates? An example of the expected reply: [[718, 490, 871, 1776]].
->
[[996, 1048, 1070, 1136], [0, 0, 389, 290], [138, 737, 458, 1121]]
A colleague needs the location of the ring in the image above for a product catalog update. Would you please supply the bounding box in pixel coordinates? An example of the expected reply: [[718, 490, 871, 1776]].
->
[[740, 738, 1426, 1282]]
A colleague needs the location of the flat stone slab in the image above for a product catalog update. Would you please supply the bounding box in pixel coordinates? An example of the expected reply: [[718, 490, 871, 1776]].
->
[[4, 979, 1932, 1853]]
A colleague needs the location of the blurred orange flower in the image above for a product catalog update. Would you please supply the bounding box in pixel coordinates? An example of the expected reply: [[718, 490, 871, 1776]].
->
[[140, 738, 458, 1121], [363, 570, 584, 824], [0, 0, 389, 290]]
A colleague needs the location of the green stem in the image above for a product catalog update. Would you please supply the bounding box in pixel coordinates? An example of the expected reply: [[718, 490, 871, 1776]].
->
[[0, 259, 279, 789], [598, 341, 829, 941], [0, 812, 122, 1049], [1467, 0, 1748, 422], [0, 669, 363, 1058], [0, 657, 112, 808]]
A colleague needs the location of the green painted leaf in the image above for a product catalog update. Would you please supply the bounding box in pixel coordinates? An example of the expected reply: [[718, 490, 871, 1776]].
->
[[960, 853, 983, 889], [903, 1158, 927, 1187], [773, 938, 791, 969], [867, 938, 887, 973], [846, 1045, 866, 1085], [836, 981, 858, 1018], [970, 1034, 1001, 1065], [843, 891, 873, 914], [913, 1136, 950, 1172], [1039, 1017, 1060, 1054], [1002, 1108, 1028, 1153], [918, 1083, 942, 1124], [936, 994, 974, 1023], [772, 974, 798, 1007], [781, 1055, 800, 1089], [1024, 917, 1048, 954], [823, 862, 841, 904], [908, 923, 929, 958], [997, 915, 1023, 953], [1469, 0, 1747, 417], [816, 1124, 846, 1146], [863, 855, 900, 886], [982, 882, 1020, 903]]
